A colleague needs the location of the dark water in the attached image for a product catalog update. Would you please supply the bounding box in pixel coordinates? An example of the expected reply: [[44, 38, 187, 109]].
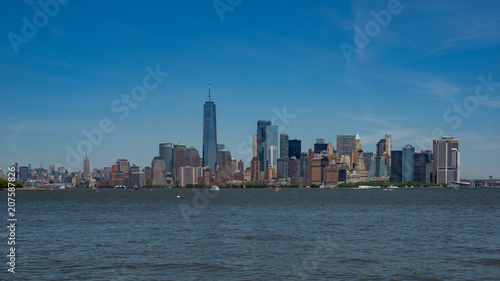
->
[[2, 188, 499, 280]]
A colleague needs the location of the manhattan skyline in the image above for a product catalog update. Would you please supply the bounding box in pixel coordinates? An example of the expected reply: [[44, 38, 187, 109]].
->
[[1, 1, 500, 178]]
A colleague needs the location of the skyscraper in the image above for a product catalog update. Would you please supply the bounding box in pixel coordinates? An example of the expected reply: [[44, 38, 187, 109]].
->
[[314, 138, 328, 154], [159, 143, 173, 176], [288, 139, 301, 159], [238, 160, 244, 172], [376, 134, 393, 165], [433, 137, 460, 184], [216, 149, 232, 179], [203, 81, 218, 172], [414, 150, 432, 182], [390, 150, 403, 182], [83, 153, 90, 181], [337, 134, 356, 158], [257, 121, 278, 170], [268, 145, 278, 169], [402, 144, 415, 182], [151, 157, 166, 187], [280, 133, 289, 161], [173, 142, 188, 183], [252, 134, 257, 158]]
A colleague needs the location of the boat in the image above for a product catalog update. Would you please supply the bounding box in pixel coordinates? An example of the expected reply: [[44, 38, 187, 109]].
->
[[134, 184, 140, 190], [388, 185, 398, 189], [274, 187, 282, 192], [210, 185, 219, 191]]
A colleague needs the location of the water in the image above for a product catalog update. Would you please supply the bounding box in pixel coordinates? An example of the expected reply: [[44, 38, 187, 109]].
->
[[2, 188, 499, 280]]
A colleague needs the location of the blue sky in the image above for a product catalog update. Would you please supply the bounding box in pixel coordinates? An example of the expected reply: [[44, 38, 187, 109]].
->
[[1, 0, 499, 178]]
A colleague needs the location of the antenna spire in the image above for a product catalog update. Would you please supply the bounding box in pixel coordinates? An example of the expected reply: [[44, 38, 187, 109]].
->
[[208, 80, 211, 102]]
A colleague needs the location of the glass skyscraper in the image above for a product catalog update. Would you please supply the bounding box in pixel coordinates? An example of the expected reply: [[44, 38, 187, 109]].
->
[[402, 144, 415, 182], [203, 81, 218, 172], [159, 143, 173, 176], [257, 120, 277, 171]]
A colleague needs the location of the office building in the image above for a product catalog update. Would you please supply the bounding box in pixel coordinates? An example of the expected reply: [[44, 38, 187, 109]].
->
[[280, 133, 289, 162], [314, 138, 328, 154], [238, 160, 244, 172], [402, 144, 415, 182], [337, 134, 356, 158], [116, 159, 130, 175], [151, 157, 166, 187], [83, 153, 90, 181], [250, 157, 261, 182], [159, 143, 173, 175], [186, 146, 201, 167], [288, 139, 301, 159], [433, 137, 460, 184], [376, 134, 393, 165], [173, 142, 187, 183], [268, 145, 278, 169], [216, 149, 232, 179], [257, 120, 278, 171], [414, 150, 432, 182], [19, 166, 29, 183], [203, 81, 218, 171], [390, 150, 403, 182], [131, 172, 146, 187], [277, 158, 288, 178], [253, 134, 257, 158]]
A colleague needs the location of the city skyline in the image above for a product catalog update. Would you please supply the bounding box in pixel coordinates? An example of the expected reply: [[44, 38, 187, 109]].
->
[[1, 1, 499, 178]]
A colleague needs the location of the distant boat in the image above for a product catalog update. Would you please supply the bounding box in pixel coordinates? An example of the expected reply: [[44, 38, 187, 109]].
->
[[274, 187, 282, 192], [59, 186, 66, 190], [134, 184, 140, 190], [388, 185, 398, 189], [210, 185, 219, 191]]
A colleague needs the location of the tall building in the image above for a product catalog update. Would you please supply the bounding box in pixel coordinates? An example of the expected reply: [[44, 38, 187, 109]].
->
[[159, 143, 173, 176], [151, 157, 166, 187], [19, 166, 29, 183], [363, 152, 373, 172], [433, 137, 460, 184], [179, 166, 202, 187], [252, 134, 257, 158], [257, 121, 278, 171], [231, 158, 237, 172], [250, 157, 261, 182], [238, 160, 244, 172], [49, 160, 55, 176], [288, 156, 300, 178], [367, 155, 390, 180], [277, 158, 287, 178], [116, 159, 130, 175], [83, 153, 90, 181], [337, 134, 356, 158], [268, 145, 278, 169], [173, 142, 188, 183], [314, 138, 328, 154], [217, 144, 225, 152], [414, 150, 432, 182], [376, 134, 392, 165], [390, 150, 403, 182], [280, 133, 289, 162], [216, 149, 232, 179], [186, 146, 201, 167], [288, 139, 301, 159], [402, 144, 415, 182], [203, 81, 218, 172]]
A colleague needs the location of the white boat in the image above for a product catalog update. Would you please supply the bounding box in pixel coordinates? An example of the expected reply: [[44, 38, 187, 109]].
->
[[274, 187, 282, 192], [210, 185, 219, 191], [388, 185, 399, 189]]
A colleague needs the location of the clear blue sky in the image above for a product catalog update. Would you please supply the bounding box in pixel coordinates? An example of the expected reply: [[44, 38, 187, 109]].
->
[[1, 0, 499, 178]]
